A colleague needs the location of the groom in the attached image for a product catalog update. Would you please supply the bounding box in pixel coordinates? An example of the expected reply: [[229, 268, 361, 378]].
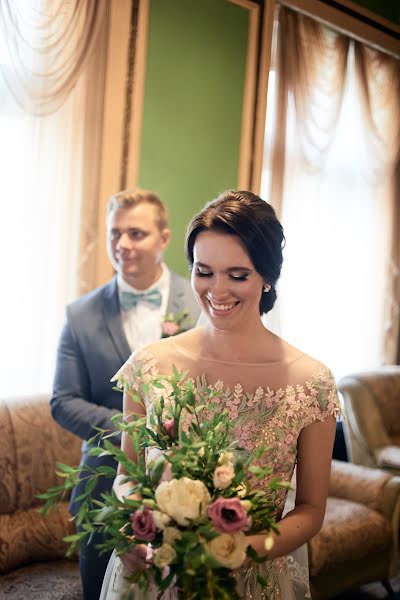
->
[[51, 188, 200, 600]]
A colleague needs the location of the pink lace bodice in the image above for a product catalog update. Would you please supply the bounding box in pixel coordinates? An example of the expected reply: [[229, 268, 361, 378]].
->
[[114, 338, 341, 518]]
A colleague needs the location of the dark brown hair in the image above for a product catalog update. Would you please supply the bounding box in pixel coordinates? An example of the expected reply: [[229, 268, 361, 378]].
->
[[185, 190, 285, 314]]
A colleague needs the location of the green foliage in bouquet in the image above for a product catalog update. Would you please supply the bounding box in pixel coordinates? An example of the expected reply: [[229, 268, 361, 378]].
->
[[39, 365, 290, 600]]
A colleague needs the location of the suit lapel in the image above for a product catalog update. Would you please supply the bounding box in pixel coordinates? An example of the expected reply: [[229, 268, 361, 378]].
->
[[102, 277, 131, 362]]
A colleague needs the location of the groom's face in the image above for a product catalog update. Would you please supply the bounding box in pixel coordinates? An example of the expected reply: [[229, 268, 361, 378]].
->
[[107, 203, 171, 289]]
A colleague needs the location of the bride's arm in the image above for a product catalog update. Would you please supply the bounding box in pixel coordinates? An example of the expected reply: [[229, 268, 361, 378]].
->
[[113, 387, 147, 502], [246, 414, 336, 559]]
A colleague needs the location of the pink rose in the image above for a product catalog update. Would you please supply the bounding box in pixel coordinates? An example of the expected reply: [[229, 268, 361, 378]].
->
[[131, 507, 156, 541], [163, 418, 176, 440], [207, 497, 251, 534], [162, 321, 180, 336]]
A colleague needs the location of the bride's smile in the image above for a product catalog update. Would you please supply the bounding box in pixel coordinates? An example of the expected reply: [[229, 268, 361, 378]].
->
[[191, 230, 264, 330]]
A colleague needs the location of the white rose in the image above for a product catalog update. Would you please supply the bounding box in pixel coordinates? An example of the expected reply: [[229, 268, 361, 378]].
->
[[163, 526, 182, 545], [155, 477, 211, 526], [153, 510, 171, 530], [213, 464, 235, 490], [153, 543, 176, 568], [208, 532, 248, 570]]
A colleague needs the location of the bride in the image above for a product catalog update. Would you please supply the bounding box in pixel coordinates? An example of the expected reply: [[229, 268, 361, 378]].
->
[[99, 190, 340, 599]]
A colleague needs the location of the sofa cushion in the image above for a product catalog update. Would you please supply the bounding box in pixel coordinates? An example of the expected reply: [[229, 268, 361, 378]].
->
[[0, 559, 82, 599], [0, 395, 81, 514], [309, 496, 391, 576], [0, 503, 75, 574], [329, 459, 391, 511]]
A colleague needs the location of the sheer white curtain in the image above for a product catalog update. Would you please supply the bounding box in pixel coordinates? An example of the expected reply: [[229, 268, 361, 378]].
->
[[262, 7, 399, 380], [0, 1, 108, 396]]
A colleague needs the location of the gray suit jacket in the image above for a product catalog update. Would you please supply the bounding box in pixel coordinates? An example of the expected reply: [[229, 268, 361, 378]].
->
[[51, 272, 200, 450]]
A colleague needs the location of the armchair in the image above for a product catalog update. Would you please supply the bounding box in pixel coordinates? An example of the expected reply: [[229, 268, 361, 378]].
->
[[338, 366, 400, 475], [308, 459, 400, 599]]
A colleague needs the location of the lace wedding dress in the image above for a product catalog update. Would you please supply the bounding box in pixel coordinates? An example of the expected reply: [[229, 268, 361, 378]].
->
[[99, 338, 340, 600]]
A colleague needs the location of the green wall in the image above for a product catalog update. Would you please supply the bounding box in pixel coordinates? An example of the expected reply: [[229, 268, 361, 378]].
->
[[351, 0, 400, 24], [137, 0, 249, 276]]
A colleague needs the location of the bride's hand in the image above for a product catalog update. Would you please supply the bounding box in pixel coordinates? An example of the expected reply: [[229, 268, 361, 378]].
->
[[147, 447, 173, 483], [113, 474, 141, 503], [121, 544, 151, 574]]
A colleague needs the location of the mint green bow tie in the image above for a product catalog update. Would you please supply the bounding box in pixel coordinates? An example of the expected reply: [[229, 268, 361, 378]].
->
[[120, 289, 162, 311]]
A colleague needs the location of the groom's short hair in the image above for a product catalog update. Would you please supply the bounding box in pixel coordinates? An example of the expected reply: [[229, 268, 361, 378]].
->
[[107, 188, 168, 231]]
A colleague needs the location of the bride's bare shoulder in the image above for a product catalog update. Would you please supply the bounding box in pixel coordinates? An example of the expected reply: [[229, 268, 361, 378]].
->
[[271, 334, 330, 374], [139, 328, 204, 362]]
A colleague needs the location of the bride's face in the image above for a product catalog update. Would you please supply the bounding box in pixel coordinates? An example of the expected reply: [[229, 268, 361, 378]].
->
[[191, 230, 264, 331]]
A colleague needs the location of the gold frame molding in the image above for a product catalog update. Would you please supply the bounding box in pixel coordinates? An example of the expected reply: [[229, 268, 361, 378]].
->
[[228, 0, 262, 190], [124, 0, 150, 189], [95, 0, 133, 286]]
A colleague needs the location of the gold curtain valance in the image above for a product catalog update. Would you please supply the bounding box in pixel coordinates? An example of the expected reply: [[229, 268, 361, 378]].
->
[[0, 0, 108, 116]]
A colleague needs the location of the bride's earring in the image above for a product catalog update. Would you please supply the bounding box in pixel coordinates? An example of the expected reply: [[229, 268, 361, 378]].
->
[[263, 283, 271, 293]]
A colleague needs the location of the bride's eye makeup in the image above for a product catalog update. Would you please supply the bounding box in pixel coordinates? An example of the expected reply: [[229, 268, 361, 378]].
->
[[229, 273, 249, 281], [195, 269, 213, 277], [194, 267, 249, 281]]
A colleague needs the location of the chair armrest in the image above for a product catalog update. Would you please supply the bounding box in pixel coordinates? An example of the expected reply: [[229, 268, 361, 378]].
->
[[381, 474, 400, 522], [329, 459, 395, 512], [375, 446, 400, 471]]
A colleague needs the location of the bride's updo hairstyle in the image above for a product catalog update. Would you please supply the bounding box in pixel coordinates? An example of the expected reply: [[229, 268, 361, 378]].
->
[[185, 190, 285, 315]]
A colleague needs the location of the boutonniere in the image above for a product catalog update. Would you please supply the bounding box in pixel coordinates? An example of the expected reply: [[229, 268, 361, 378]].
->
[[161, 310, 191, 338]]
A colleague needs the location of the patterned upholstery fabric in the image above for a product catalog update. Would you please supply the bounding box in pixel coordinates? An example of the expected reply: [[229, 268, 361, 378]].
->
[[0, 394, 82, 597], [338, 366, 400, 473], [362, 371, 400, 438], [0, 395, 82, 516], [329, 459, 391, 511], [376, 445, 400, 470], [308, 459, 400, 598], [309, 496, 391, 576], [0, 503, 75, 573]]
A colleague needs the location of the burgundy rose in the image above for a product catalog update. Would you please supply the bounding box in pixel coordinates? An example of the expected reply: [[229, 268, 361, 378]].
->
[[207, 497, 251, 534], [163, 418, 176, 440], [130, 507, 156, 541]]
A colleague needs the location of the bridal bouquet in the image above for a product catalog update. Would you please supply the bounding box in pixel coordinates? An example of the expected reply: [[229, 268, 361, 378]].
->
[[40, 365, 289, 600]]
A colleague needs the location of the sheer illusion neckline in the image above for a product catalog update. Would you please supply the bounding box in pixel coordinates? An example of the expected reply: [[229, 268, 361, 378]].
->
[[169, 337, 306, 368]]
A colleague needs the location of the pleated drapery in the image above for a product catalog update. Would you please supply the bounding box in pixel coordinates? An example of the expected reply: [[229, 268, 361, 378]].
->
[[263, 6, 399, 373], [0, 0, 107, 116], [0, 1, 110, 395]]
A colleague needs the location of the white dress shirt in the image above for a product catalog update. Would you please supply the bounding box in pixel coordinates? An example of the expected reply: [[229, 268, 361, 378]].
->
[[117, 264, 170, 351]]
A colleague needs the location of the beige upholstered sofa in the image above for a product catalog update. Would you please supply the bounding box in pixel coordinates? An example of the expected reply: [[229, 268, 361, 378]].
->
[[338, 366, 400, 475], [308, 459, 400, 599], [0, 394, 83, 599]]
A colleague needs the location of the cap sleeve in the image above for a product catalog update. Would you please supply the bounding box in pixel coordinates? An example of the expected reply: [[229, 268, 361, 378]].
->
[[301, 367, 342, 428], [110, 349, 158, 393]]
